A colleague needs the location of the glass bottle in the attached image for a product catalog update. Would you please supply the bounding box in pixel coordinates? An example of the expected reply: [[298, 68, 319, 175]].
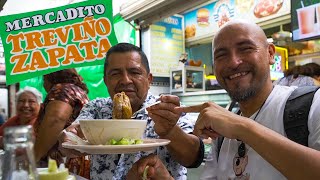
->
[[2, 125, 38, 180]]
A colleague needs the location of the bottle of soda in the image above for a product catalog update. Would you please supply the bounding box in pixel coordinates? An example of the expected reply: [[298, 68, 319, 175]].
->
[[2, 125, 38, 180]]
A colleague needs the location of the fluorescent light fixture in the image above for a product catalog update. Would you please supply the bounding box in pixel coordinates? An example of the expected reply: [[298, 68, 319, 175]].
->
[[120, 0, 209, 28]]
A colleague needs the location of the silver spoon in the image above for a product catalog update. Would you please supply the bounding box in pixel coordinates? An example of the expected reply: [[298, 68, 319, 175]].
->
[[131, 101, 161, 118]]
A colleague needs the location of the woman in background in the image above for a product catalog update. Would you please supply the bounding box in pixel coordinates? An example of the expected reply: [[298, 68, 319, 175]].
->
[[0, 86, 42, 135], [273, 65, 319, 86], [34, 68, 89, 178], [302, 63, 320, 83]]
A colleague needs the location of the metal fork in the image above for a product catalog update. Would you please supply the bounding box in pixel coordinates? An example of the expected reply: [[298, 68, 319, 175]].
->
[[131, 101, 161, 118]]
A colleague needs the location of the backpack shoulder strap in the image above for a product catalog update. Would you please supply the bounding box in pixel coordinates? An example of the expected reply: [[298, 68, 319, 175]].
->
[[284, 86, 320, 146]]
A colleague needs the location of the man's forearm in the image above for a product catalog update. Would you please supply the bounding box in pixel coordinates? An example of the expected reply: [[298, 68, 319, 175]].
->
[[161, 125, 201, 167]]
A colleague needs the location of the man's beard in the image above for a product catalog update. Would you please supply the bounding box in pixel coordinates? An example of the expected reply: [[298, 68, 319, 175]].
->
[[227, 84, 257, 102], [225, 74, 268, 102]]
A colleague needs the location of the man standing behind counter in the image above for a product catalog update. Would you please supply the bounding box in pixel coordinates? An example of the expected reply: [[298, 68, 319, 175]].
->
[[59, 43, 203, 179]]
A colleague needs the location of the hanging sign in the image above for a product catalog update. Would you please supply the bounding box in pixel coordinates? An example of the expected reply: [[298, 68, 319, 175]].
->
[[0, 0, 117, 85]]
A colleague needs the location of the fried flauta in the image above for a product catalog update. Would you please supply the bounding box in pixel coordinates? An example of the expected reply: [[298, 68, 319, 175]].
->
[[112, 92, 133, 119]]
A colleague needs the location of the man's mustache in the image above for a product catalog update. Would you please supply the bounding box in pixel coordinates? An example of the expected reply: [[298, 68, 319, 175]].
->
[[116, 85, 136, 92]]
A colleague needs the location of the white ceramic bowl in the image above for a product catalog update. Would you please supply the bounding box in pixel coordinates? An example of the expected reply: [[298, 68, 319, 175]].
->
[[79, 119, 147, 145]]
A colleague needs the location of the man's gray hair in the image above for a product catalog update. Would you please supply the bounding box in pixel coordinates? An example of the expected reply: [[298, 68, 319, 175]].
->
[[16, 86, 43, 104]]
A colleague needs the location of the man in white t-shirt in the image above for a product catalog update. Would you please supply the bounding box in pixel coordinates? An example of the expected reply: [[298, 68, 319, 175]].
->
[[126, 20, 320, 179]]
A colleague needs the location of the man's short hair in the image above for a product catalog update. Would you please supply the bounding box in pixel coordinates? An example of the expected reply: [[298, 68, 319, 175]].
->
[[104, 43, 150, 77]]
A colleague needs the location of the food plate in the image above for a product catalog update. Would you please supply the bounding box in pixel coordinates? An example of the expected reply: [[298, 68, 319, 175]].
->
[[62, 139, 171, 154]]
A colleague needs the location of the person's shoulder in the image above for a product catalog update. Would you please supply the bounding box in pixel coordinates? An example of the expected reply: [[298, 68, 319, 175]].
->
[[273, 76, 287, 85], [295, 75, 316, 86], [278, 85, 320, 103], [62, 83, 81, 90], [313, 86, 320, 100], [269, 85, 297, 102], [298, 75, 313, 82], [296, 75, 313, 80], [145, 92, 158, 102], [274, 84, 297, 91], [80, 97, 112, 114], [1, 116, 19, 127], [65, 83, 89, 99], [87, 97, 112, 106]]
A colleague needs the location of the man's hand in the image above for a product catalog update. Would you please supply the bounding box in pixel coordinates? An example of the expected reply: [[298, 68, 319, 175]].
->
[[176, 102, 246, 140], [58, 123, 87, 158], [147, 95, 181, 137], [126, 154, 173, 180]]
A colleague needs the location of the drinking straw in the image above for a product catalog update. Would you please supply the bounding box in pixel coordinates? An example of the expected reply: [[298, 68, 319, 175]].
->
[[300, 1, 304, 8]]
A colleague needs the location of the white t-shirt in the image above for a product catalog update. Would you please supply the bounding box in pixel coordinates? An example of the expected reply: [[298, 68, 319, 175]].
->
[[201, 85, 320, 180]]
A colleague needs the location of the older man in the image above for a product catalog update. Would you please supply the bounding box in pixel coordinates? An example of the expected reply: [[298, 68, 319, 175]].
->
[[60, 43, 202, 179], [127, 20, 320, 179]]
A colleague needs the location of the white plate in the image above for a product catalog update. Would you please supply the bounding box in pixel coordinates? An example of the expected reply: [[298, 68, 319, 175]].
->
[[62, 139, 171, 154]]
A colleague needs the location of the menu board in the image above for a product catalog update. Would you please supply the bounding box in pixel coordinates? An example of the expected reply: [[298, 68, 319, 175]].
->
[[291, 0, 320, 41], [150, 15, 184, 77], [184, 0, 290, 40]]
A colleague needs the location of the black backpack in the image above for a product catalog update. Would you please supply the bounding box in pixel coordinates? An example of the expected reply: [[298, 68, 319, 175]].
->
[[217, 86, 320, 156]]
